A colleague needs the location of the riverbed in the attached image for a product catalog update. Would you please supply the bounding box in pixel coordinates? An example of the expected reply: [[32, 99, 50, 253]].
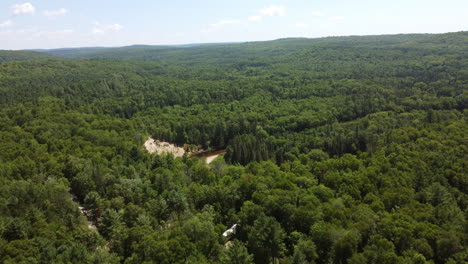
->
[[143, 137, 225, 164], [203, 149, 226, 164]]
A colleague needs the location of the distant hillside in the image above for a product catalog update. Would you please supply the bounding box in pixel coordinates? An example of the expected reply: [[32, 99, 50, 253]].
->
[[36, 43, 238, 59], [34, 32, 468, 65], [0, 50, 58, 63]]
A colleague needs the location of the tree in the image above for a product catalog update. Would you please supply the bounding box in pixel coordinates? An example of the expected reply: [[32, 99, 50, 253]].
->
[[331, 230, 361, 264], [292, 238, 318, 264], [182, 210, 220, 257], [220, 240, 254, 264], [248, 215, 286, 264]]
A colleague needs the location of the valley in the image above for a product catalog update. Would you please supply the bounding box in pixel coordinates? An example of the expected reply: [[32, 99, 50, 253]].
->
[[0, 32, 466, 264]]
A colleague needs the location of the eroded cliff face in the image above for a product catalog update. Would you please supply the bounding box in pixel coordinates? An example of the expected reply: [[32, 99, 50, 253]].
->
[[144, 137, 225, 164], [144, 137, 186, 157]]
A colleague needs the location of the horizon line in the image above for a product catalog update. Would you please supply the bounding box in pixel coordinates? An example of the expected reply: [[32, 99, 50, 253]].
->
[[1, 30, 466, 51]]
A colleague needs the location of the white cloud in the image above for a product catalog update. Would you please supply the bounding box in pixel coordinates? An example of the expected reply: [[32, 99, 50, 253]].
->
[[248, 15, 262, 22], [329, 16, 345, 21], [259, 5, 285, 17], [202, 19, 242, 33], [295, 23, 308, 29], [43, 8, 68, 19], [0, 20, 14, 28], [108, 24, 123, 32], [312, 11, 322, 17], [34, 29, 73, 38], [11, 2, 35, 15], [203, 5, 285, 33], [92, 22, 123, 34]]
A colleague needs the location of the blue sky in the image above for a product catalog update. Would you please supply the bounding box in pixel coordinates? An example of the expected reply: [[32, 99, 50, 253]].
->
[[0, 0, 467, 49]]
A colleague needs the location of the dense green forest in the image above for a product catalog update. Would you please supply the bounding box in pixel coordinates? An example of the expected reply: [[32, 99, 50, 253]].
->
[[0, 50, 58, 63], [0, 32, 466, 264]]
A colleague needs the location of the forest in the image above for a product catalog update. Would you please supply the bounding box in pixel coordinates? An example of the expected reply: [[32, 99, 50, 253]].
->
[[0, 32, 466, 264]]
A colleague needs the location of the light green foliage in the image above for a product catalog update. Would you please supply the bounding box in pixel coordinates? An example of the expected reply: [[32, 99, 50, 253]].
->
[[0, 32, 466, 263], [248, 215, 286, 264], [220, 240, 254, 264]]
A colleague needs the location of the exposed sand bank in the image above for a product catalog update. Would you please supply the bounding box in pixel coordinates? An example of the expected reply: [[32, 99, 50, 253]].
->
[[144, 137, 185, 157], [144, 137, 225, 164]]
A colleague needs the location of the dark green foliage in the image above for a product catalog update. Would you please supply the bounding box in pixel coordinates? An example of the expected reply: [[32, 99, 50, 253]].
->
[[0, 32, 466, 263], [220, 240, 254, 264], [248, 215, 286, 264], [0, 50, 58, 62]]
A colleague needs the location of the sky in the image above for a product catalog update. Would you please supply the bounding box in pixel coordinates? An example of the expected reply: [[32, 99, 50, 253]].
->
[[0, 0, 467, 50]]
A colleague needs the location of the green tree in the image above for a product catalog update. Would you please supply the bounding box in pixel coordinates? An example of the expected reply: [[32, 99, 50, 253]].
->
[[292, 238, 318, 264], [220, 240, 254, 264], [248, 215, 286, 264]]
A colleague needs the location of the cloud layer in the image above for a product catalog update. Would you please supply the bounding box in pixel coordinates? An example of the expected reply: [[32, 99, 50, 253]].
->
[[202, 19, 242, 33], [43, 8, 68, 19], [203, 5, 286, 32], [329, 16, 345, 21], [259, 5, 285, 17], [0, 20, 13, 28], [92, 23, 123, 34], [312, 11, 322, 17], [248, 15, 262, 22], [12, 2, 35, 15]]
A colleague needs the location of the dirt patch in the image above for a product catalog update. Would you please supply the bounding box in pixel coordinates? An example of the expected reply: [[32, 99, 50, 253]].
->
[[144, 137, 225, 164], [144, 137, 185, 157], [206, 154, 220, 164], [205, 150, 225, 164]]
